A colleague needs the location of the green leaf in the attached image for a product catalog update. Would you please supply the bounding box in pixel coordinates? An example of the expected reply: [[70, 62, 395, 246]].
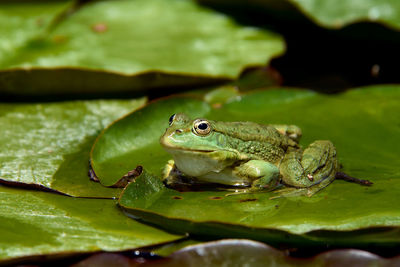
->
[[115, 85, 400, 246], [0, 0, 72, 52], [0, 0, 284, 95], [0, 98, 146, 197], [0, 185, 181, 263], [201, 0, 400, 30], [289, 0, 400, 30]]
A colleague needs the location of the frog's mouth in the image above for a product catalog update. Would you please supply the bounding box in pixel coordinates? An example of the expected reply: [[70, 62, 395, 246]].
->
[[160, 135, 216, 153], [161, 145, 215, 153]]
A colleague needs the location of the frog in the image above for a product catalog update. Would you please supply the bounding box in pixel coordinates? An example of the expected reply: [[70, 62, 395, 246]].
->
[[159, 113, 368, 197]]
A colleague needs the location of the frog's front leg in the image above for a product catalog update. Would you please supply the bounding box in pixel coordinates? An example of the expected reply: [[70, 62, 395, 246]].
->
[[233, 160, 280, 192], [278, 140, 338, 197], [162, 159, 184, 186]]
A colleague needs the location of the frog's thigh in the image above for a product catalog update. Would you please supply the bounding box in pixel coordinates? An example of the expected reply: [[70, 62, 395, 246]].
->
[[280, 140, 338, 195], [233, 160, 279, 190]]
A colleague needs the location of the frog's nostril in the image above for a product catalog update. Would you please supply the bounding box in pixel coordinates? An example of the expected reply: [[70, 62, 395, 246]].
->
[[175, 129, 183, 134]]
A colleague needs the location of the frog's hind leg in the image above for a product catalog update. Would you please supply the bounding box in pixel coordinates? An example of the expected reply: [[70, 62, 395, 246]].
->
[[277, 140, 338, 197]]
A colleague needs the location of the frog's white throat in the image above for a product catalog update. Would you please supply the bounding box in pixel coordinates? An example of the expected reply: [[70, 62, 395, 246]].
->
[[165, 149, 226, 177]]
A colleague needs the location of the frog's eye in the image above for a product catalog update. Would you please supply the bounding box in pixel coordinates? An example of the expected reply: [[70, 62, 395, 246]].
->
[[168, 114, 176, 126], [193, 119, 211, 136]]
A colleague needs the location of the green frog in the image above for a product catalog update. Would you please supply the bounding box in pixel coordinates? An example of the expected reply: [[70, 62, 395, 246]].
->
[[160, 113, 367, 197]]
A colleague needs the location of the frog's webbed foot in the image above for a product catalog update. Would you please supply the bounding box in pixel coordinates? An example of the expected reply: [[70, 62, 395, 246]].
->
[[224, 183, 284, 197], [269, 187, 309, 199], [224, 188, 252, 196], [279, 140, 338, 197], [224, 187, 273, 197], [270, 175, 334, 199]]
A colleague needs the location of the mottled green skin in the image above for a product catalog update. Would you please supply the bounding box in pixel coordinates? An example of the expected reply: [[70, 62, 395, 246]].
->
[[160, 113, 338, 197], [209, 120, 299, 163]]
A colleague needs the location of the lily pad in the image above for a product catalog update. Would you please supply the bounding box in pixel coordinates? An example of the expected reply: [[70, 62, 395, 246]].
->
[[0, 0, 284, 95], [290, 0, 400, 30], [201, 0, 400, 30], [106, 85, 399, 245], [0, 0, 72, 57], [0, 185, 181, 264], [0, 98, 145, 197]]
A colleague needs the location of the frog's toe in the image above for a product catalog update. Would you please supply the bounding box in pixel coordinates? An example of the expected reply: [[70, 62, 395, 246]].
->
[[224, 188, 252, 196], [270, 187, 309, 199]]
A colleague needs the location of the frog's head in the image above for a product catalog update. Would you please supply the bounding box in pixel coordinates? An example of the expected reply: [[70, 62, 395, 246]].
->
[[160, 113, 223, 153], [160, 113, 232, 176]]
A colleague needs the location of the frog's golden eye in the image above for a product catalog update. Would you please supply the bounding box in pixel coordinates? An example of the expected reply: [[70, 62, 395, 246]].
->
[[168, 114, 176, 126], [193, 119, 211, 136]]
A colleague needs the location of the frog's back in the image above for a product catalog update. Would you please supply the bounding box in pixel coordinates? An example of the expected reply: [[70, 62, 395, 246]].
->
[[211, 120, 299, 163], [212, 121, 296, 145]]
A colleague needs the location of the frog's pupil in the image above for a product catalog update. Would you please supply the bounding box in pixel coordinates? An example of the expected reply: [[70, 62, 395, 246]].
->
[[169, 114, 175, 125], [198, 122, 208, 130]]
